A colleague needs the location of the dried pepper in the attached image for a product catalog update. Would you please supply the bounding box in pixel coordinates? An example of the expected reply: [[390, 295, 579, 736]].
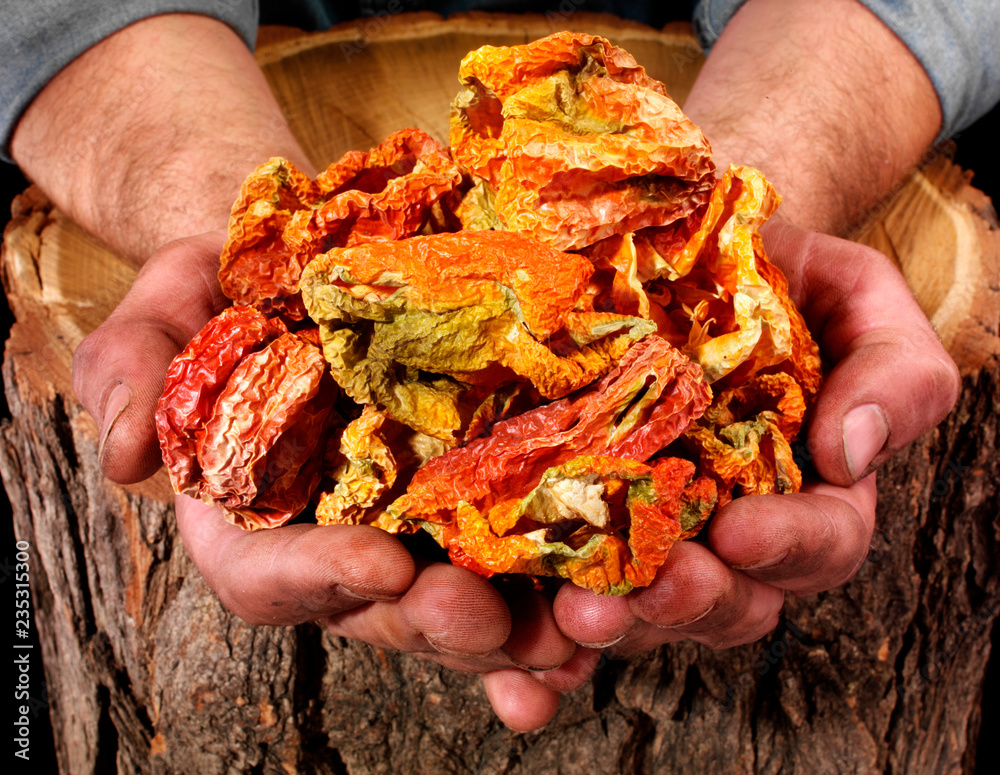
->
[[422, 455, 716, 595], [154, 31, 826, 595], [387, 334, 711, 542], [581, 165, 822, 497], [314, 406, 446, 532], [219, 128, 462, 320], [155, 306, 337, 530], [375, 336, 713, 592], [684, 373, 807, 507], [299, 230, 654, 444], [586, 165, 822, 393], [450, 31, 716, 251]]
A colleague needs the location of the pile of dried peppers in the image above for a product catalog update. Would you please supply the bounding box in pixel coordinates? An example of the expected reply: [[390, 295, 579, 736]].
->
[[156, 32, 822, 595]]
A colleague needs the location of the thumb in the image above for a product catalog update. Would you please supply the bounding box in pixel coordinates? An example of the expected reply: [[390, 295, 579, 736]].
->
[[763, 221, 961, 486], [72, 231, 230, 483]]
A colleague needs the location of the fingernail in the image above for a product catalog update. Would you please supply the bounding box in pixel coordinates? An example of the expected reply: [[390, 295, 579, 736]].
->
[[98, 383, 131, 465], [333, 584, 401, 602], [842, 403, 889, 480], [731, 548, 790, 571], [424, 635, 492, 659], [577, 634, 626, 649], [655, 602, 716, 629]]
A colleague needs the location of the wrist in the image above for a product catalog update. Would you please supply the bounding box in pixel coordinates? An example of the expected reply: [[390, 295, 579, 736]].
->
[[11, 14, 313, 263], [684, 0, 940, 236]]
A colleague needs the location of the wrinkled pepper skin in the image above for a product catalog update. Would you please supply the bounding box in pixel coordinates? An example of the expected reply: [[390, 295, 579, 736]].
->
[[155, 306, 337, 530], [684, 372, 808, 506], [300, 230, 654, 444], [386, 335, 714, 594], [219, 128, 463, 320], [154, 33, 827, 596], [437, 455, 717, 596], [450, 31, 716, 251]]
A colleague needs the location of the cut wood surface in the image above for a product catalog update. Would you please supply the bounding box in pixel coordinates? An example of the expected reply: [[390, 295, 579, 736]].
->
[[2, 14, 998, 775]]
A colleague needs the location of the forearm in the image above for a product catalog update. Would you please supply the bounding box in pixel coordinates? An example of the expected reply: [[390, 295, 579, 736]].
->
[[684, 0, 941, 236], [10, 14, 313, 264]]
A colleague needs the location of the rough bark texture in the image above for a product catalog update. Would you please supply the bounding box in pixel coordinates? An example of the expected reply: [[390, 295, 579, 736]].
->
[[2, 15, 998, 775]]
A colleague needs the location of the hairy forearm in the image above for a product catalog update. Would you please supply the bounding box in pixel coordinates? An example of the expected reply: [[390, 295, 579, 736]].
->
[[684, 0, 941, 236], [11, 14, 313, 264]]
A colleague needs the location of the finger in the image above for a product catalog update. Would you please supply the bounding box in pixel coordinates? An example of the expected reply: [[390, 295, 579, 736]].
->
[[393, 588, 580, 676], [707, 477, 877, 595], [625, 542, 785, 650], [175, 495, 414, 625], [500, 590, 578, 671], [552, 582, 637, 649], [481, 670, 561, 732], [531, 646, 603, 693], [763, 221, 960, 485], [73, 231, 230, 483], [326, 562, 511, 659], [410, 592, 595, 680]]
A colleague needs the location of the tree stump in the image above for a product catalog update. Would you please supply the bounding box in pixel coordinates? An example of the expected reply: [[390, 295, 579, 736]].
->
[[2, 14, 998, 775]]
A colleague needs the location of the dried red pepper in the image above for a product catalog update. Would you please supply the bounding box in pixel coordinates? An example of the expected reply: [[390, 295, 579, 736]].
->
[[583, 165, 823, 497], [155, 306, 337, 530], [426, 455, 716, 596], [314, 406, 446, 532], [154, 33, 827, 596], [586, 165, 822, 396], [390, 335, 709, 517], [382, 336, 713, 593], [684, 373, 807, 505]]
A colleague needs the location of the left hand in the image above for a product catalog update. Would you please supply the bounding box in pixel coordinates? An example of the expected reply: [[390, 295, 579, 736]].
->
[[553, 221, 960, 654]]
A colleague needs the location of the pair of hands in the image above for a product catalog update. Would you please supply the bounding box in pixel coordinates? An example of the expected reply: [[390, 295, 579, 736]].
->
[[41, 0, 956, 733], [72, 218, 959, 731]]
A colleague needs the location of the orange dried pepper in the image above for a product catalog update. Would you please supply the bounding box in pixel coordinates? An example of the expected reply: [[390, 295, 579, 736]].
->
[[386, 335, 714, 594], [219, 128, 462, 320], [684, 372, 807, 503], [402, 453, 714, 596], [450, 31, 715, 251], [588, 165, 821, 397], [155, 33, 828, 599], [315, 406, 446, 533], [299, 230, 654, 443], [155, 306, 337, 530], [391, 335, 711, 525], [584, 165, 822, 498], [315, 405, 399, 528]]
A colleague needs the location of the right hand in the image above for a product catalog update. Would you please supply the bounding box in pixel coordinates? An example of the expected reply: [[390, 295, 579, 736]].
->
[[72, 232, 593, 732], [176, 494, 599, 731]]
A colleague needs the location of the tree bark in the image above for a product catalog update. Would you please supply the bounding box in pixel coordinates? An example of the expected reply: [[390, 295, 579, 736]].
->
[[2, 15, 998, 775]]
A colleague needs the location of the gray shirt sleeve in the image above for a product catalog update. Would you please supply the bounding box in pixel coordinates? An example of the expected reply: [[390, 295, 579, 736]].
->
[[0, 0, 259, 162], [693, 0, 1000, 141]]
